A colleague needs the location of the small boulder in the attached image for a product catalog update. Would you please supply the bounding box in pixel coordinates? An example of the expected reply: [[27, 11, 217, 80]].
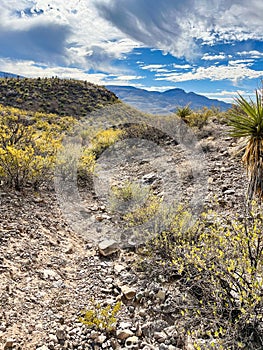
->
[[98, 239, 119, 256], [156, 289, 166, 301], [121, 285, 136, 300]]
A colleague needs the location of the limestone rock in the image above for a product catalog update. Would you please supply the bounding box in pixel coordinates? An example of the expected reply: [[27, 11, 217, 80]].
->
[[121, 285, 136, 300], [156, 289, 166, 301], [41, 269, 60, 281], [56, 328, 66, 340], [114, 263, 126, 274], [98, 239, 119, 256]]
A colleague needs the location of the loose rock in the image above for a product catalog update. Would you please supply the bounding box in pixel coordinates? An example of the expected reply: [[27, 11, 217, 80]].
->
[[98, 239, 119, 256]]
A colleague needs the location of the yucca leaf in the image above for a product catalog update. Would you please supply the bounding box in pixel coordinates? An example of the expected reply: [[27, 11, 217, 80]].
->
[[228, 86, 263, 200]]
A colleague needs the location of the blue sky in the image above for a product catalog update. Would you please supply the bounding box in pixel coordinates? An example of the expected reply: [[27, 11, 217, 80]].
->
[[0, 0, 262, 103]]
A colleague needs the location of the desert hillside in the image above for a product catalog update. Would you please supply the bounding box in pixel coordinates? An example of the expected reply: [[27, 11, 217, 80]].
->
[[0, 79, 262, 350], [0, 77, 118, 117]]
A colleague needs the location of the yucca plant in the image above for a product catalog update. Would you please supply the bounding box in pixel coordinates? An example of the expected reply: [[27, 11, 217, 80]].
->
[[228, 87, 263, 201], [176, 104, 192, 120]]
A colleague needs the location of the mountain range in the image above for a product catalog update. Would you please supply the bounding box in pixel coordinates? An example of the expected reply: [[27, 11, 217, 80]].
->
[[106, 85, 232, 114], [0, 71, 232, 113]]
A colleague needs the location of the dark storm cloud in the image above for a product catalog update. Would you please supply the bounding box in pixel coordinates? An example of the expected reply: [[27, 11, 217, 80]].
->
[[0, 22, 72, 64]]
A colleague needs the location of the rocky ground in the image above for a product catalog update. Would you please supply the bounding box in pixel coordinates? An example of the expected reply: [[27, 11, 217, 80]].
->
[[0, 118, 248, 350]]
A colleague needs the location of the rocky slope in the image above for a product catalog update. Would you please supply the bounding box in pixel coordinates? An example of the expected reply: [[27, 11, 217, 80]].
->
[[0, 78, 118, 117], [0, 118, 248, 350]]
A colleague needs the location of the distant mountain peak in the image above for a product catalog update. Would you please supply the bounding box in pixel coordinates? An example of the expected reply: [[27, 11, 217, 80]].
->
[[106, 85, 231, 114]]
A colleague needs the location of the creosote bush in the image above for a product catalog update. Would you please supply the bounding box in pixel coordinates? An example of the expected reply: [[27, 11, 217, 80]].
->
[[0, 104, 124, 190], [0, 104, 75, 190], [109, 180, 162, 226], [78, 127, 124, 181], [79, 299, 122, 332], [138, 203, 263, 349], [179, 106, 223, 129], [176, 104, 192, 120]]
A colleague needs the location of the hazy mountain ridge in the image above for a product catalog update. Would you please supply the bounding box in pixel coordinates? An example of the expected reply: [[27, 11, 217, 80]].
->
[[106, 85, 232, 114], [0, 71, 21, 78]]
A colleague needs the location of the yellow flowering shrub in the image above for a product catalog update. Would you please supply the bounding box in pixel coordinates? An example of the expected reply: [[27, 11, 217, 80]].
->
[[79, 300, 122, 332], [78, 127, 124, 180], [0, 104, 75, 190], [140, 204, 263, 349]]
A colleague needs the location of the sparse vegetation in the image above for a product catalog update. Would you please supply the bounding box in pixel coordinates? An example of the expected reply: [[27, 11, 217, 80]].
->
[[79, 128, 124, 181], [177, 105, 225, 129], [138, 203, 263, 349], [79, 300, 122, 332], [0, 104, 75, 190], [176, 104, 192, 120], [109, 180, 162, 226], [0, 77, 118, 117], [1, 77, 263, 349]]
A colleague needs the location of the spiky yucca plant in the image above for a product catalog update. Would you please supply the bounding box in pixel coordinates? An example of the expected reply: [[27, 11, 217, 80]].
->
[[228, 88, 263, 200]]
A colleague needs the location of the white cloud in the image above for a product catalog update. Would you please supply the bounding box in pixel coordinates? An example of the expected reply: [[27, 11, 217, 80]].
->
[[237, 50, 263, 58], [141, 64, 167, 70], [0, 0, 140, 72], [96, 0, 263, 59], [144, 85, 178, 92], [229, 59, 254, 66], [0, 0, 262, 83], [173, 64, 192, 69], [202, 53, 227, 61], [156, 64, 263, 83], [201, 90, 254, 103], [113, 75, 145, 81], [0, 58, 146, 87], [140, 64, 170, 73], [0, 58, 109, 83]]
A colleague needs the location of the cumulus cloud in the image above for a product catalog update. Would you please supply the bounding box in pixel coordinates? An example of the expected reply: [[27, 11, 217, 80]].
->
[[0, 57, 145, 86], [141, 64, 167, 70], [237, 50, 263, 58], [0, 0, 139, 71], [96, 0, 263, 59], [202, 90, 254, 103], [0, 58, 107, 82], [173, 64, 192, 69], [0, 0, 262, 87], [113, 75, 145, 81]]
